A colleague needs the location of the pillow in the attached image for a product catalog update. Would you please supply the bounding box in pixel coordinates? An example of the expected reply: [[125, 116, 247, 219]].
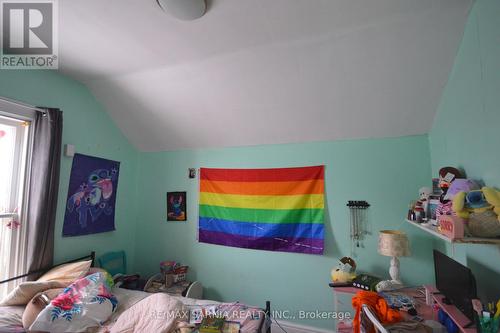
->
[[30, 272, 117, 333], [37, 260, 92, 285], [0, 281, 64, 306], [86, 267, 107, 276], [22, 288, 64, 330]]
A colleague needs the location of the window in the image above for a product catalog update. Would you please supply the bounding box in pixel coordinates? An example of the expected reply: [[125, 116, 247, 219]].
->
[[0, 113, 31, 298]]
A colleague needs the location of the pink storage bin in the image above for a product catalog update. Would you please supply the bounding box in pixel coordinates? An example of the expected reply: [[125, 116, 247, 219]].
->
[[438, 215, 464, 240]]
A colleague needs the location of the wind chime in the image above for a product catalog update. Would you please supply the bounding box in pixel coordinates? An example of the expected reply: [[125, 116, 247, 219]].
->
[[347, 200, 370, 256]]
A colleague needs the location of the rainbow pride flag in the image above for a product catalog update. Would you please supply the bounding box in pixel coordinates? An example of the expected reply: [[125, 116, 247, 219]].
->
[[198, 166, 325, 255]]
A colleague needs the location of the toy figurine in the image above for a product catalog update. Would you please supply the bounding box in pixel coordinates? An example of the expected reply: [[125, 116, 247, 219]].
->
[[331, 257, 357, 283], [417, 187, 431, 220]]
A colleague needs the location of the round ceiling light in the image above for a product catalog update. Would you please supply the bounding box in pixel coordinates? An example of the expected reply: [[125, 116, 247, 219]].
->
[[157, 0, 207, 21]]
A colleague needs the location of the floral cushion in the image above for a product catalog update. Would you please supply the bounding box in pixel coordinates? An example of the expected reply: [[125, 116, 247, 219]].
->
[[30, 272, 117, 332]]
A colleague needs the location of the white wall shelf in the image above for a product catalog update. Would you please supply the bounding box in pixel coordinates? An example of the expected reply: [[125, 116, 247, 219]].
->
[[406, 219, 500, 245]]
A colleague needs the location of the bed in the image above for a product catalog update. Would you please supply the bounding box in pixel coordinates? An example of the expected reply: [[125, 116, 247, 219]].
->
[[0, 252, 271, 333]]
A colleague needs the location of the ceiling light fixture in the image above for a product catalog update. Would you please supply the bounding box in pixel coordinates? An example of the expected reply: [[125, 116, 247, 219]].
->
[[157, 0, 207, 21]]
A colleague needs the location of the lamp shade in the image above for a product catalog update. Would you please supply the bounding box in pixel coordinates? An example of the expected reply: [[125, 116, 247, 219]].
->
[[378, 230, 410, 257]]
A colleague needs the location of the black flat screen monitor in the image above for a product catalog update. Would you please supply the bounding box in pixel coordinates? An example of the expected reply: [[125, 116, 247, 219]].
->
[[433, 250, 477, 321]]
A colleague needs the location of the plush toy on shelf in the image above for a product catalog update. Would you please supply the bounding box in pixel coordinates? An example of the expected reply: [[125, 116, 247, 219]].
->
[[331, 257, 357, 284], [484, 187, 500, 217], [433, 167, 464, 222], [444, 179, 480, 202], [416, 187, 431, 221], [452, 187, 494, 218], [438, 167, 464, 203], [452, 187, 500, 238]]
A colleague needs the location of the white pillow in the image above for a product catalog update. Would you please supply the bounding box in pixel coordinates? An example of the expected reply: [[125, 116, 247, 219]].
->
[[37, 260, 92, 285], [0, 281, 64, 306]]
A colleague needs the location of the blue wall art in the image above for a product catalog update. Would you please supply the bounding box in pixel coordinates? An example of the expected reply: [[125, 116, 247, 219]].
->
[[167, 191, 187, 221], [63, 153, 120, 236]]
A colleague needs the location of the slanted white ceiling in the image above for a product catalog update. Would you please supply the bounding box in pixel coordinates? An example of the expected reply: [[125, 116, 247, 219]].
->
[[59, 0, 472, 152]]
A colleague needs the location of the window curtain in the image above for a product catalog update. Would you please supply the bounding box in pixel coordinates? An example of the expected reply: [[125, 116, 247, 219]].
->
[[26, 108, 62, 277]]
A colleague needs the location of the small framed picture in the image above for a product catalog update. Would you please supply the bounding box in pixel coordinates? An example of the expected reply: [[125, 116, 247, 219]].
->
[[432, 178, 442, 195], [167, 192, 187, 221], [428, 197, 440, 225]]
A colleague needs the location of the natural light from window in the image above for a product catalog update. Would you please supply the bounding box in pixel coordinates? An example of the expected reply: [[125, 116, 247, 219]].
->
[[0, 115, 30, 299]]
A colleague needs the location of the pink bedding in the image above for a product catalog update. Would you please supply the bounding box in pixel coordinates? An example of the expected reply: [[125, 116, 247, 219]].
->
[[100, 289, 268, 333], [0, 305, 24, 333], [110, 293, 182, 333], [1, 288, 269, 333]]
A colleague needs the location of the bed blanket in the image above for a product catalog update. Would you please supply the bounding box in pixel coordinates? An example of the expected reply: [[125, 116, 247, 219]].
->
[[0, 305, 24, 333], [91, 288, 149, 333], [110, 293, 183, 333]]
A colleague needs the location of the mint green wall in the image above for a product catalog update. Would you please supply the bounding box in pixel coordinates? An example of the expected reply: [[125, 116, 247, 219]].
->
[[0, 70, 139, 268], [429, 0, 500, 302], [5, 1, 499, 325], [134, 135, 433, 329]]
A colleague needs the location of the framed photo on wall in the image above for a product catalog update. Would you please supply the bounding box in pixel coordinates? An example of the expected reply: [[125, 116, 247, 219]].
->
[[167, 191, 187, 221]]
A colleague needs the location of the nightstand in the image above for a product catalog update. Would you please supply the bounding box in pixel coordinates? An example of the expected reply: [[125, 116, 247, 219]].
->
[[144, 274, 203, 299], [330, 285, 357, 332]]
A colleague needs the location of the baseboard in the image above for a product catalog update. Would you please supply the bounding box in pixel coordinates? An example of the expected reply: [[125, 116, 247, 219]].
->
[[270, 320, 333, 333]]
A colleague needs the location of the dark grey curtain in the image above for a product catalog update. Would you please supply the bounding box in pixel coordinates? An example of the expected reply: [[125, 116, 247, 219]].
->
[[26, 108, 62, 276]]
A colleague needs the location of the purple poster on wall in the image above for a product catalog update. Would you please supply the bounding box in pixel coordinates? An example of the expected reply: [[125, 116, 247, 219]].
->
[[62, 153, 120, 237]]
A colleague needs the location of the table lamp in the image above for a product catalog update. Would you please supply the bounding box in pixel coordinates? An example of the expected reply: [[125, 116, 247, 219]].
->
[[376, 230, 411, 291]]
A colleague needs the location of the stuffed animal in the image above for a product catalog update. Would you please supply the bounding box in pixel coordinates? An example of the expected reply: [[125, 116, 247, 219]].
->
[[468, 211, 500, 238], [452, 187, 495, 219], [452, 187, 500, 237], [483, 187, 500, 217], [331, 257, 356, 283], [417, 187, 431, 220], [444, 179, 480, 201], [435, 180, 480, 223], [419, 187, 431, 201], [438, 167, 464, 203]]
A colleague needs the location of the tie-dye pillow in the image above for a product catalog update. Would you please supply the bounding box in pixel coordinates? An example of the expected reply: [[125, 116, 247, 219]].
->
[[30, 272, 117, 332]]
